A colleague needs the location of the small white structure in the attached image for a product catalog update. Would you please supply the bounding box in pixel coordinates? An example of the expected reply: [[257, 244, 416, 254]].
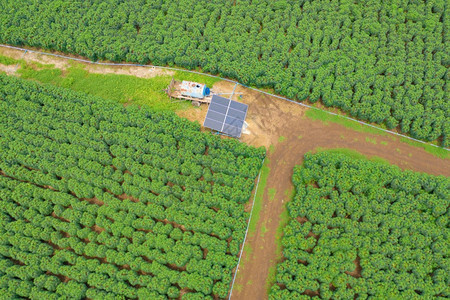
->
[[164, 77, 212, 105]]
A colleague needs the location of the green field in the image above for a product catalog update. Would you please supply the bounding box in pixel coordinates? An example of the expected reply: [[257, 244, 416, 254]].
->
[[0, 74, 265, 299], [0, 0, 447, 146], [0, 54, 221, 112], [270, 151, 449, 298]]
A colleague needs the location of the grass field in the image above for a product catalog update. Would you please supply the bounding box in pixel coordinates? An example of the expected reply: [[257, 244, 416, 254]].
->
[[0, 54, 221, 112], [247, 158, 271, 237], [399, 137, 449, 159], [0, 54, 17, 65]]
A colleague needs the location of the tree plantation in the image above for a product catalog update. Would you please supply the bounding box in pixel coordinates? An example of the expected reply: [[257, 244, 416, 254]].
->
[[0, 0, 448, 145], [0, 74, 265, 299], [270, 152, 449, 299]]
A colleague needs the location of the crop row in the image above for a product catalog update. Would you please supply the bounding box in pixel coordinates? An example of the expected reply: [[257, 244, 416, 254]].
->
[[0, 0, 448, 145], [270, 152, 449, 299], [0, 75, 265, 299]]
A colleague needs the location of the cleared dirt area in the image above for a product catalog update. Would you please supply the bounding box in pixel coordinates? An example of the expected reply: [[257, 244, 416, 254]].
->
[[189, 81, 448, 176], [0, 46, 175, 78], [0, 47, 25, 60], [0, 64, 15, 75], [1, 45, 448, 299], [85, 64, 175, 78]]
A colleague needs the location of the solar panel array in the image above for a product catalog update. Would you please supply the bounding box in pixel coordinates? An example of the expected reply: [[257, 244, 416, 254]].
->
[[203, 95, 248, 138]]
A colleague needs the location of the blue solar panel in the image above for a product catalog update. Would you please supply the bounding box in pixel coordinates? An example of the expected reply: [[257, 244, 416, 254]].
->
[[225, 115, 244, 127], [203, 95, 248, 138], [203, 118, 223, 131], [227, 108, 246, 120], [214, 96, 230, 107], [230, 101, 247, 112], [222, 124, 241, 137], [206, 110, 226, 123], [209, 102, 228, 114]]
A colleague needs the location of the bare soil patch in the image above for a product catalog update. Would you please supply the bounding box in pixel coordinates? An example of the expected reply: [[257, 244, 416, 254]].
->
[[0, 47, 25, 60], [85, 64, 174, 78], [24, 51, 69, 69], [0, 46, 174, 78], [346, 256, 362, 278], [91, 225, 105, 233], [0, 63, 16, 75], [83, 197, 104, 206]]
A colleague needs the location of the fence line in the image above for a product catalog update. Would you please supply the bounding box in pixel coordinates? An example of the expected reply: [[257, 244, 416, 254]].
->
[[228, 157, 265, 300], [1, 43, 448, 152]]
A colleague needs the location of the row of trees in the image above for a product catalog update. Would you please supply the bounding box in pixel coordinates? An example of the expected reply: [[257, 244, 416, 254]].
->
[[1, 0, 448, 145], [0, 75, 265, 299], [270, 152, 449, 299]]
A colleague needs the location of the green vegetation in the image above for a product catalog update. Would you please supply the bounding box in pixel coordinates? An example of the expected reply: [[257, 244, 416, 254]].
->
[[1, 55, 221, 112], [233, 283, 243, 293], [278, 136, 286, 143], [0, 54, 18, 65], [1, 0, 447, 145], [0, 74, 265, 299], [268, 188, 277, 202], [313, 147, 390, 165], [268, 145, 275, 155], [265, 188, 293, 294], [365, 137, 377, 145], [270, 151, 449, 299], [247, 158, 271, 237], [16, 62, 188, 111], [260, 224, 268, 238]]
